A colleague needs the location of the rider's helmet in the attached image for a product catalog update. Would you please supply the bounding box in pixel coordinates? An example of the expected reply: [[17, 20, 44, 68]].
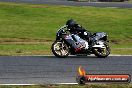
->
[[66, 19, 77, 29]]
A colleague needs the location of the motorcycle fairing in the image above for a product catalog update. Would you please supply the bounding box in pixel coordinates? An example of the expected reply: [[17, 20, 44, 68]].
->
[[63, 34, 87, 52], [93, 32, 107, 41]]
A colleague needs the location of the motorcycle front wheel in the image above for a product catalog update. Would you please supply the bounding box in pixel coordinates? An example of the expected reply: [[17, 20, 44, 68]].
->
[[51, 41, 69, 58], [92, 42, 110, 58]]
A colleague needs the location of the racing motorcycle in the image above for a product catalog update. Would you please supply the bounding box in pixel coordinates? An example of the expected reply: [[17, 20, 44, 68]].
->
[[51, 25, 110, 58]]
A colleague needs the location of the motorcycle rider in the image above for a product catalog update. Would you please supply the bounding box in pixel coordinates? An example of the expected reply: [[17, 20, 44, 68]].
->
[[66, 19, 92, 43]]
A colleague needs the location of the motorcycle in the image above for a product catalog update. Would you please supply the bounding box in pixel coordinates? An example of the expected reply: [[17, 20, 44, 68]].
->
[[51, 25, 110, 58]]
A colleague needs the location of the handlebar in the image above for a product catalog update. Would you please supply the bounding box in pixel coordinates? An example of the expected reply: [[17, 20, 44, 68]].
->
[[57, 25, 69, 33]]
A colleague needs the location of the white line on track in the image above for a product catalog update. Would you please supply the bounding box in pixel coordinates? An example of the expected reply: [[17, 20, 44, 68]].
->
[[0, 83, 78, 85], [0, 84, 36, 85], [21, 54, 132, 56], [55, 83, 78, 85]]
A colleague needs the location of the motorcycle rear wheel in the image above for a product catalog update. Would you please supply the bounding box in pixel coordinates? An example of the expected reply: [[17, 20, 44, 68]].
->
[[92, 42, 110, 58], [51, 41, 69, 58]]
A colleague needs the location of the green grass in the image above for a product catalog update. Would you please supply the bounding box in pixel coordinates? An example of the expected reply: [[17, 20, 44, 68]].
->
[[127, 0, 132, 2], [0, 2, 131, 55], [1, 84, 132, 88], [0, 44, 52, 56]]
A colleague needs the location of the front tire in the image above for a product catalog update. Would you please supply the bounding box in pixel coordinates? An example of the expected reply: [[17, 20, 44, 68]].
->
[[51, 41, 69, 58], [92, 42, 110, 58]]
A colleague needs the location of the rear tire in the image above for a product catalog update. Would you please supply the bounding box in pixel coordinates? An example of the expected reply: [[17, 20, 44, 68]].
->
[[93, 42, 110, 58], [51, 41, 69, 58]]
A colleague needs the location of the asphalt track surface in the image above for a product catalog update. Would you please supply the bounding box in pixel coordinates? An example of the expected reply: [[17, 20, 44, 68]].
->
[[0, 56, 131, 84], [0, 0, 132, 8]]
